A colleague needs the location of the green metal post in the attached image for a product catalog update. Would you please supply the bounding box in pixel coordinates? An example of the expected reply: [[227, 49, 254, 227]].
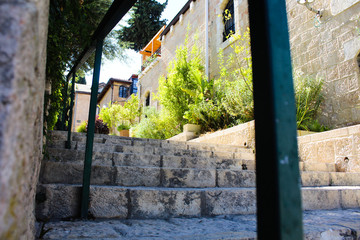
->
[[60, 77, 70, 130], [248, 0, 303, 239], [81, 39, 103, 218], [65, 74, 76, 149]]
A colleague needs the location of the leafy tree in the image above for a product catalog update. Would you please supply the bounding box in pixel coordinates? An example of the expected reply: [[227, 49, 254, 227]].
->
[[45, 0, 125, 130], [118, 0, 168, 51], [76, 76, 86, 85]]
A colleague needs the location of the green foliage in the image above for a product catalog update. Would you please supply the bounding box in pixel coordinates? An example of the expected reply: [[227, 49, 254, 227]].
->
[[45, 0, 126, 131], [153, 27, 327, 135], [294, 71, 325, 131], [132, 107, 181, 139], [217, 29, 254, 123], [118, 0, 168, 51], [117, 124, 130, 131], [76, 120, 87, 132], [98, 95, 141, 134], [156, 33, 205, 125]]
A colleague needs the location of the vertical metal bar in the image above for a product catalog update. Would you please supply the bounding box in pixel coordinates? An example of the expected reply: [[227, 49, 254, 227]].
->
[[65, 74, 76, 149], [81, 39, 103, 218], [60, 77, 70, 130], [248, 0, 303, 239]]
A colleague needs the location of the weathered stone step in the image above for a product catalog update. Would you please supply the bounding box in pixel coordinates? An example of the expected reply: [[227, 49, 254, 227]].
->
[[40, 161, 360, 189], [46, 147, 252, 170], [36, 184, 360, 220], [299, 162, 336, 172], [48, 130, 249, 153], [37, 209, 360, 240], [47, 140, 254, 161]]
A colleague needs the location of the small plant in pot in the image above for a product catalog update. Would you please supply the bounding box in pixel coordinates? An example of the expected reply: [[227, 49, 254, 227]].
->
[[117, 123, 130, 137]]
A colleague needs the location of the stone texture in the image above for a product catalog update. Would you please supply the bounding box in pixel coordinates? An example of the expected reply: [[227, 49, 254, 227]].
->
[[0, 1, 49, 239], [302, 187, 342, 210], [37, 209, 360, 239], [113, 152, 160, 167], [301, 172, 330, 186], [162, 155, 215, 169], [115, 166, 160, 187], [36, 184, 81, 220], [162, 168, 216, 188], [217, 170, 256, 188], [204, 189, 257, 215], [89, 186, 128, 219], [130, 188, 202, 219]]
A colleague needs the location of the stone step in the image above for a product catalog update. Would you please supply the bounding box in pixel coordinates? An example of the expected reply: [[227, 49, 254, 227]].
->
[[36, 184, 360, 220], [37, 209, 360, 240], [40, 161, 360, 188], [46, 147, 253, 170], [48, 140, 253, 160], [299, 162, 336, 172], [49, 133, 250, 153]]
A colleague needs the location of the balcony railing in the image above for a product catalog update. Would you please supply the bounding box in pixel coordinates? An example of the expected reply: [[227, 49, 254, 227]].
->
[[141, 47, 161, 71]]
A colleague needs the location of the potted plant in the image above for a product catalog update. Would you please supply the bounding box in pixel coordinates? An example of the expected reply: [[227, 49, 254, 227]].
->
[[117, 124, 130, 137]]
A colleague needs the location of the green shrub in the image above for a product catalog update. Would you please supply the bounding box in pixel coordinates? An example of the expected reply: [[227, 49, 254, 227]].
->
[[117, 123, 130, 131], [132, 107, 181, 139], [98, 94, 141, 134], [294, 71, 324, 131], [76, 120, 87, 132], [156, 30, 205, 126]]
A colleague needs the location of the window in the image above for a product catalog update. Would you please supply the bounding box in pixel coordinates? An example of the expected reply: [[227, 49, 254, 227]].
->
[[223, 0, 235, 42], [131, 78, 138, 96], [145, 94, 150, 107], [119, 86, 129, 98], [357, 53, 360, 69]]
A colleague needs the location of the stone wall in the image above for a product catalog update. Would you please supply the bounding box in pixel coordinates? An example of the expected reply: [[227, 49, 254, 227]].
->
[[0, 0, 49, 239], [190, 121, 360, 173], [72, 93, 90, 131], [189, 120, 256, 148], [287, 0, 360, 128], [139, 0, 360, 128], [139, 0, 206, 109]]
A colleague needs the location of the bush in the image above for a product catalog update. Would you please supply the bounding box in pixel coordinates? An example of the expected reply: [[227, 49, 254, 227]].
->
[[98, 94, 141, 134], [78, 117, 110, 134], [132, 107, 181, 139], [117, 123, 130, 131], [294, 71, 325, 131], [76, 120, 87, 132]]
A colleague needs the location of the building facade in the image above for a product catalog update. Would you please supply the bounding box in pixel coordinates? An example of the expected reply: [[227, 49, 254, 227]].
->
[[71, 84, 91, 131], [138, 0, 360, 128], [97, 74, 138, 110]]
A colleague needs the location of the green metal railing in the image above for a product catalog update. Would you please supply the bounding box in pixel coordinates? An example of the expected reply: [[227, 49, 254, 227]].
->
[[60, 0, 303, 238], [248, 0, 303, 238]]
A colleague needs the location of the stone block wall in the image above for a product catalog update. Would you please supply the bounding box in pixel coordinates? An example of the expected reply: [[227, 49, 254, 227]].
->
[[72, 93, 90, 131], [139, 0, 206, 109], [190, 120, 360, 173], [286, 0, 360, 128], [189, 120, 256, 148], [140, 0, 360, 128], [298, 124, 360, 172], [0, 0, 49, 239], [139, 58, 163, 109]]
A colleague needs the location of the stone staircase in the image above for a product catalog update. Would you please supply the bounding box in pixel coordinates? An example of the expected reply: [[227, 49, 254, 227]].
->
[[36, 131, 360, 221]]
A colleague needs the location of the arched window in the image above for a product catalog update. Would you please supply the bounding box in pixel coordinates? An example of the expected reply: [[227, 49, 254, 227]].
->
[[357, 52, 360, 69], [145, 93, 150, 107], [119, 86, 129, 98], [223, 0, 235, 42]]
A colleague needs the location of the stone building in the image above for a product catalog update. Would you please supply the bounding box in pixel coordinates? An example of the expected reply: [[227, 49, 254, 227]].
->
[[71, 84, 91, 131], [138, 0, 360, 128], [97, 75, 138, 110]]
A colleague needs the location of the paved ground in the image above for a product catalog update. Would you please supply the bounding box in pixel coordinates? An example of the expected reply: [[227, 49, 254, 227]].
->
[[37, 209, 360, 239]]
